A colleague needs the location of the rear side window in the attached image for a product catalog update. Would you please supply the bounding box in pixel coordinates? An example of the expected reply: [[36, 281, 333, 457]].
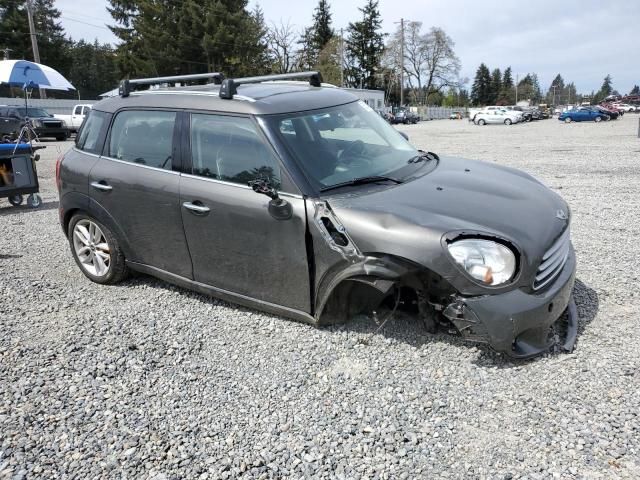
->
[[76, 110, 108, 155], [190, 114, 280, 188], [108, 110, 176, 170], [74, 105, 82, 115]]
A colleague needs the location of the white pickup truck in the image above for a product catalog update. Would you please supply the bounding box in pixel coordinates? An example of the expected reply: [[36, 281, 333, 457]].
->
[[54, 104, 93, 133]]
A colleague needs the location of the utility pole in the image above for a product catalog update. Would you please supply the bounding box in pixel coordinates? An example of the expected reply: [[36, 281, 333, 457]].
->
[[339, 28, 343, 87], [25, 0, 46, 98], [25, 0, 41, 64], [399, 18, 404, 106], [552, 84, 558, 107], [515, 73, 519, 104]]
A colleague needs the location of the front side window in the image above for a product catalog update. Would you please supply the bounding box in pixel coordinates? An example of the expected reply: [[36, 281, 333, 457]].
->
[[190, 114, 280, 188], [74, 105, 82, 115], [266, 101, 419, 190], [76, 110, 108, 155], [108, 110, 176, 170]]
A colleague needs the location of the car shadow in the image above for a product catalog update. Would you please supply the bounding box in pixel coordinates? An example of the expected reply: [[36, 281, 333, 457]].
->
[[0, 200, 59, 216], [324, 278, 599, 367], [112, 273, 598, 367]]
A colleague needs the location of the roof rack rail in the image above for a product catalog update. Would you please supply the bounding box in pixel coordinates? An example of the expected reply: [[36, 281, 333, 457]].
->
[[119, 72, 224, 98], [219, 71, 323, 100]]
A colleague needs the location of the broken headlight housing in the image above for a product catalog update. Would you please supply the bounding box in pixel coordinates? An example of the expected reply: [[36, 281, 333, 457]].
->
[[448, 239, 516, 286]]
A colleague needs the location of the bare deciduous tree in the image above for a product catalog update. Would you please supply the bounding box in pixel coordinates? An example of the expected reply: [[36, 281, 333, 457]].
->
[[267, 20, 299, 74], [385, 23, 460, 104]]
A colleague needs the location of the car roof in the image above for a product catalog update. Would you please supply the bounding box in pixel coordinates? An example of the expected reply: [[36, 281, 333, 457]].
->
[[92, 82, 360, 116]]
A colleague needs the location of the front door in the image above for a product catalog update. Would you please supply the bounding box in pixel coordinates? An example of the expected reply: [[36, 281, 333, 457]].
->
[[179, 113, 310, 312], [89, 109, 192, 279]]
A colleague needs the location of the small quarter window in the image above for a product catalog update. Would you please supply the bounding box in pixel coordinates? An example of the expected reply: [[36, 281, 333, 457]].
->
[[190, 114, 280, 188], [76, 110, 108, 155], [108, 110, 176, 170]]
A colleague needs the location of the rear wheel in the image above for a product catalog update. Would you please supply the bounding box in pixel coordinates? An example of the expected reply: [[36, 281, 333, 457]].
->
[[564, 117, 572, 123], [477, 119, 486, 125], [8, 194, 23, 206], [68, 213, 129, 284]]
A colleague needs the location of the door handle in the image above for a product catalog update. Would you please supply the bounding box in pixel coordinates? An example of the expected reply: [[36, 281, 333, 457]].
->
[[90, 181, 113, 191], [183, 201, 210, 214]]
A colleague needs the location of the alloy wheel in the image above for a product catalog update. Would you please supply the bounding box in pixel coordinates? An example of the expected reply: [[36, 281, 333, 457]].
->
[[72, 219, 111, 277]]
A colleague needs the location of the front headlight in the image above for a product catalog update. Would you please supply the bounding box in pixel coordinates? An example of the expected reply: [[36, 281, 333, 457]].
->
[[448, 239, 516, 286]]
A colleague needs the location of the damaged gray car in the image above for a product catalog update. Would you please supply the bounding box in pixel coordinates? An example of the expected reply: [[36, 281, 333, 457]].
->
[[58, 71, 577, 359]]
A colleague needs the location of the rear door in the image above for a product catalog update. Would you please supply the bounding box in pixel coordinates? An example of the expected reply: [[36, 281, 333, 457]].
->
[[179, 113, 310, 312], [88, 109, 193, 278]]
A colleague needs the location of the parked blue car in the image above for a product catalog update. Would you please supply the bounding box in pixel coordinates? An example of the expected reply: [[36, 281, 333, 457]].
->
[[558, 107, 609, 123]]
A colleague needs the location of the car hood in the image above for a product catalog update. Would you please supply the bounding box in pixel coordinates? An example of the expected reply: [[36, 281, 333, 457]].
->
[[325, 156, 570, 291]]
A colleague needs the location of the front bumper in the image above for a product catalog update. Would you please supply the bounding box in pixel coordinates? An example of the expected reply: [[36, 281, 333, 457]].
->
[[443, 245, 577, 358], [34, 127, 69, 138]]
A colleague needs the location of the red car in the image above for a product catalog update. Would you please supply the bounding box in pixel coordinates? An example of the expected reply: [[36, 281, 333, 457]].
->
[[599, 103, 623, 119]]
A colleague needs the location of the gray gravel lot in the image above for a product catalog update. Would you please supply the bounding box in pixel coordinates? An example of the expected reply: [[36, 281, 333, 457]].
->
[[1, 115, 639, 479]]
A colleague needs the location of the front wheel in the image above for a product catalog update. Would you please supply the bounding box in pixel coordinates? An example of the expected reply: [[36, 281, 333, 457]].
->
[[564, 117, 572, 123], [504, 119, 512, 125], [27, 193, 42, 208], [68, 214, 129, 284], [594, 116, 602, 123], [8, 194, 23, 206]]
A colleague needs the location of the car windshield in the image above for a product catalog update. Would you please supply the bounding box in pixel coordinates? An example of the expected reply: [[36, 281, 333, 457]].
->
[[16, 108, 51, 117], [266, 101, 421, 190]]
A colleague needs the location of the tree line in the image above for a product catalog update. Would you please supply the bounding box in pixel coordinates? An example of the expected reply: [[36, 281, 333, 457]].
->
[[0, 0, 462, 104], [2, 0, 635, 105], [470, 62, 635, 107]]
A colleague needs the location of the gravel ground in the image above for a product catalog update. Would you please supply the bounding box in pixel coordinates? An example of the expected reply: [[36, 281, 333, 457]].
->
[[1, 115, 639, 479]]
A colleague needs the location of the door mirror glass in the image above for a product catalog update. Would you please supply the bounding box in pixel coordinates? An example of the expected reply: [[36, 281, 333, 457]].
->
[[398, 131, 409, 141]]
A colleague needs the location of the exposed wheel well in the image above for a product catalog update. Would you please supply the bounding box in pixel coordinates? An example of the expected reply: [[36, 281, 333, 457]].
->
[[317, 266, 457, 326]]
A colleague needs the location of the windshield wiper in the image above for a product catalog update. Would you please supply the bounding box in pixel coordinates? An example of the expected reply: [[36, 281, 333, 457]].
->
[[320, 175, 403, 192], [407, 150, 439, 164]]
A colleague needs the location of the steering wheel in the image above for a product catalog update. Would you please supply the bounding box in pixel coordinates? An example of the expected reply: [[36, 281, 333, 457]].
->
[[336, 140, 372, 173], [339, 140, 366, 159]]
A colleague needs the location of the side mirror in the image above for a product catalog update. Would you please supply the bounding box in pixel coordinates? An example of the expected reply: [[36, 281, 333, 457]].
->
[[248, 179, 292, 221], [399, 131, 409, 141]]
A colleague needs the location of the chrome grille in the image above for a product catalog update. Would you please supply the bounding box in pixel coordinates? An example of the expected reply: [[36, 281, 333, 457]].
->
[[533, 227, 571, 291]]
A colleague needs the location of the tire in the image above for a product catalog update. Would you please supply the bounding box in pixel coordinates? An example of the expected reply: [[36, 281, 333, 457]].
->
[[564, 117, 572, 123], [68, 213, 129, 285], [478, 119, 486, 125], [8, 194, 23, 206], [594, 116, 602, 123], [504, 119, 512, 125], [27, 193, 42, 208]]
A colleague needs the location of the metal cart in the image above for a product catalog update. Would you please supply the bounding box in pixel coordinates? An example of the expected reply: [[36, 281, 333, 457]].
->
[[0, 143, 44, 208]]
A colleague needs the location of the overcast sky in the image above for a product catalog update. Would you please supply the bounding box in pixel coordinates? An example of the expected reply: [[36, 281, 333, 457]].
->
[[56, 0, 639, 94]]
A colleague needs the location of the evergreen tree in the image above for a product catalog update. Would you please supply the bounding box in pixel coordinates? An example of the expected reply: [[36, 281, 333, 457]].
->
[[0, 0, 71, 75], [591, 75, 614, 103], [630, 85, 640, 95], [470, 63, 491, 105], [489, 68, 501, 104], [107, 0, 270, 78], [546, 74, 565, 105], [499, 66, 514, 104], [67, 40, 119, 99], [344, 0, 385, 89], [311, 0, 334, 56]]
